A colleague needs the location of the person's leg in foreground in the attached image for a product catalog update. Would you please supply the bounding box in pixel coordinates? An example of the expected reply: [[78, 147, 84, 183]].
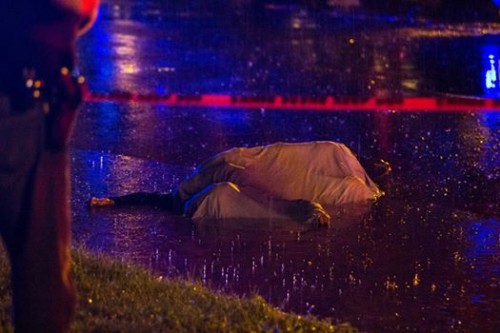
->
[[0, 81, 76, 333]]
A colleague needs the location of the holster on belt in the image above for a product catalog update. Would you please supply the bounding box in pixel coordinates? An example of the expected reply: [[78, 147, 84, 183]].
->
[[24, 67, 87, 151], [43, 68, 86, 151]]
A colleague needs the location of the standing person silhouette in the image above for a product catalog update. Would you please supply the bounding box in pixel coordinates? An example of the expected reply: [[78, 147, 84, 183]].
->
[[0, 1, 99, 331]]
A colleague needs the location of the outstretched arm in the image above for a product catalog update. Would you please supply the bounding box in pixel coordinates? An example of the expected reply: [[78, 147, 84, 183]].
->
[[89, 192, 181, 212]]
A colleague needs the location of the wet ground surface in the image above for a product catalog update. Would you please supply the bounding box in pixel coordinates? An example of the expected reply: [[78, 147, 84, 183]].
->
[[71, 3, 499, 332]]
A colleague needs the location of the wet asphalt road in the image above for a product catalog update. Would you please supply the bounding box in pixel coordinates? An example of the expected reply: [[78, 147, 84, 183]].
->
[[70, 4, 499, 332]]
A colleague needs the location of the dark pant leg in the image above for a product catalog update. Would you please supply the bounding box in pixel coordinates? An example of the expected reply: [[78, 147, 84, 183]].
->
[[0, 99, 75, 333], [12, 150, 76, 333]]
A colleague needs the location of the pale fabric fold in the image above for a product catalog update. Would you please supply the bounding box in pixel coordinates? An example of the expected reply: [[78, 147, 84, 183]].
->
[[178, 141, 382, 220]]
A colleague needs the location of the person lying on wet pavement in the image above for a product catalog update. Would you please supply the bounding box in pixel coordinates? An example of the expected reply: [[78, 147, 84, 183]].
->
[[89, 141, 391, 226]]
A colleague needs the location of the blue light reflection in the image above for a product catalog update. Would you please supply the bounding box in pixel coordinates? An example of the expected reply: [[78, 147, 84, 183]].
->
[[483, 46, 500, 97]]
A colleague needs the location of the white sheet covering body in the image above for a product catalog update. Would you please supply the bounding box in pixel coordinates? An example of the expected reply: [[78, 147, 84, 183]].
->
[[177, 141, 382, 220]]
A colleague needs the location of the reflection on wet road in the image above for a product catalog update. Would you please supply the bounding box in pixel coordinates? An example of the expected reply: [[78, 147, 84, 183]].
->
[[72, 4, 499, 332]]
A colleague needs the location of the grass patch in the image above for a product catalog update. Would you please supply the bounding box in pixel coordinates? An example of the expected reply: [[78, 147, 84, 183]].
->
[[0, 248, 356, 332]]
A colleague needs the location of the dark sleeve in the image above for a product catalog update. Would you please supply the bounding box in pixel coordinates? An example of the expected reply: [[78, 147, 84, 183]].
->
[[110, 192, 173, 209]]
